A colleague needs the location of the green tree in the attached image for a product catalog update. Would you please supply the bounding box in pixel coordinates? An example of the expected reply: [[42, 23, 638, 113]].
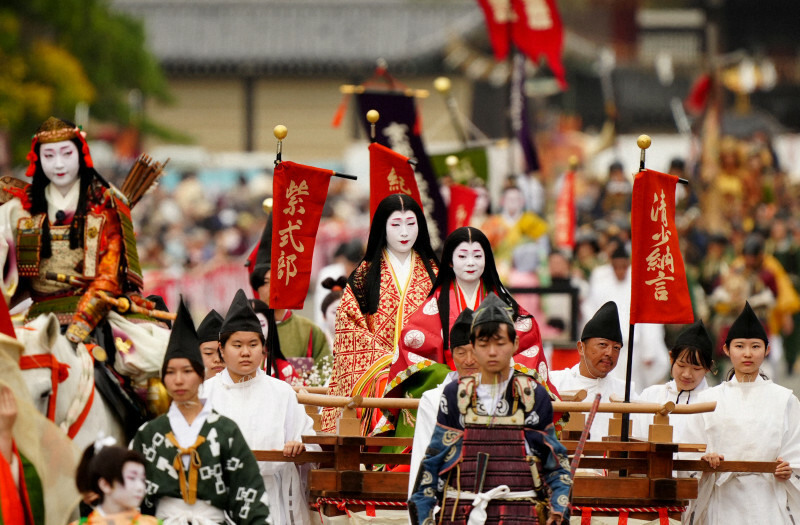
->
[[1, 0, 172, 164]]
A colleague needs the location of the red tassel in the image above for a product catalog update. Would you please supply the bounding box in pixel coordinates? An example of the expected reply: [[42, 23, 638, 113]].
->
[[581, 507, 592, 525], [25, 138, 38, 177], [619, 510, 629, 525], [331, 93, 351, 128]]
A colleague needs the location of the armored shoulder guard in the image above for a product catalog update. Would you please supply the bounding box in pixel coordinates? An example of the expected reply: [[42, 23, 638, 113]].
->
[[0, 176, 30, 205], [513, 374, 537, 412], [456, 376, 477, 415]]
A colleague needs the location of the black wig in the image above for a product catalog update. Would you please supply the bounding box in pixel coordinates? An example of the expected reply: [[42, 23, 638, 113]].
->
[[347, 194, 438, 314], [432, 226, 525, 350]]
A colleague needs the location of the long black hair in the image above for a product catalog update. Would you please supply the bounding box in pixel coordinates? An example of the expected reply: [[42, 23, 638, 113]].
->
[[432, 226, 524, 350], [248, 298, 287, 379], [28, 119, 109, 259], [348, 194, 438, 314]]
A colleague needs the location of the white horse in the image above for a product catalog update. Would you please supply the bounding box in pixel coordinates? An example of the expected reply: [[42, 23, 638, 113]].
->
[[16, 312, 127, 452]]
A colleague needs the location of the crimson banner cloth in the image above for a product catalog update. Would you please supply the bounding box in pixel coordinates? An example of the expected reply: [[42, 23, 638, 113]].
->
[[270, 161, 333, 309], [475, 0, 512, 60], [630, 169, 693, 324], [368, 142, 423, 219], [511, 0, 567, 89], [554, 169, 575, 250], [356, 91, 446, 245], [447, 184, 478, 234]]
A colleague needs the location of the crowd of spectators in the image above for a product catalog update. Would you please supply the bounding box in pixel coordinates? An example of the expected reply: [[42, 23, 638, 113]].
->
[[130, 128, 800, 389]]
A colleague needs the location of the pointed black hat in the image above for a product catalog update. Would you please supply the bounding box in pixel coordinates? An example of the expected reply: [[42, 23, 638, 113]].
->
[[161, 298, 204, 379], [249, 214, 272, 291], [472, 292, 514, 330], [221, 289, 263, 336], [674, 319, 713, 363], [450, 308, 474, 349], [725, 301, 768, 345], [197, 309, 223, 343], [581, 301, 623, 344]]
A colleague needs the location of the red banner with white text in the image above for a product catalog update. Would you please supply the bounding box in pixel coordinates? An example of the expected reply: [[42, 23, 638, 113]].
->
[[369, 142, 423, 220], [447, 184, 478, 234], [270, 161, 333, 309], [630, 169, 693, 324], [510, 0, 567, 89]]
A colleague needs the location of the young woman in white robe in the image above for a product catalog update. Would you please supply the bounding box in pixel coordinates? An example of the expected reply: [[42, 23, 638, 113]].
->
[[633, 320, 713, 443], [203, 289, 317, 525], [681, 302, 800, 524]]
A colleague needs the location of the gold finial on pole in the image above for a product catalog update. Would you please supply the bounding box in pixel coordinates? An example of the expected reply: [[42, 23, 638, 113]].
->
[[637, 134, 651, 171], [568, 155, 580, 171], [366, 110, 380, 142], [433, 76, 452, 94], [262, 197, 273, 214], [274, 125, 288, 166]]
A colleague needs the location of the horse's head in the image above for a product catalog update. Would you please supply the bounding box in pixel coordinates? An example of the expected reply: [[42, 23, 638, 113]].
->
[[16, 313, 76, 422]]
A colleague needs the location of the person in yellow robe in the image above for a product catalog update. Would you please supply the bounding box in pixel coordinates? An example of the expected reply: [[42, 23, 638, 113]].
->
[[321, 194, 438, 434]]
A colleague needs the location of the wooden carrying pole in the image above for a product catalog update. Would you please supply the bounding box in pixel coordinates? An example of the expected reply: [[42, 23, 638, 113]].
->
[[295, 391, 715, 415]]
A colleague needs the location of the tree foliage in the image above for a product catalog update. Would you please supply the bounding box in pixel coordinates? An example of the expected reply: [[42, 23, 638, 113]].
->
[[1, 0, 171, 163]]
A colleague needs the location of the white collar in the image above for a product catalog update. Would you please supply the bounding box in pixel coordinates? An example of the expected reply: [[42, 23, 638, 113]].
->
[[219, 367, 266, 388], [728, 373, 766, 384], [385, 249, 413, 292], [45, 181, 80, 222]]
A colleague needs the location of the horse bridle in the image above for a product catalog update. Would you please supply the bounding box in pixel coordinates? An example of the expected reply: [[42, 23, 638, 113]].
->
[[19, 344, 96, 438]]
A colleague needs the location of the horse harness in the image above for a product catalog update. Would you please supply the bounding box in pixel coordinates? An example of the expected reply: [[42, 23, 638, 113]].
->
[[19, 342, 96, 439]]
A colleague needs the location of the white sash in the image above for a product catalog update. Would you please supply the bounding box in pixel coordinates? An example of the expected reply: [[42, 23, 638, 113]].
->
[[156, 496, 225, 525]]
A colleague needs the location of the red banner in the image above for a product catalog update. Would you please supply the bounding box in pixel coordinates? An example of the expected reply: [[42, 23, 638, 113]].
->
[[369, 142, 423, 219], [476, 0, 512, 60], [447, 184, 478, 234], [510, 0, 567, 89], [554, 169, 575, 250], [630, 169, 693, 324], [270, 161, 333, 310]]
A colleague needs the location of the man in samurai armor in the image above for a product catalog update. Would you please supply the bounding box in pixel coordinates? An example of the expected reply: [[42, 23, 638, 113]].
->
[[409, 292, 572, 524]]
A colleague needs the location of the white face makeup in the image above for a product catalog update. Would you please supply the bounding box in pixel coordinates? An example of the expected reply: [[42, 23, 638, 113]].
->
[[452, 241, 485, 286], [324, 299, 340, 336], [102, 461, 146, 512], [255, 312, 269, 340], [39, 140, 80, 194], [385, 210, 419, 258]]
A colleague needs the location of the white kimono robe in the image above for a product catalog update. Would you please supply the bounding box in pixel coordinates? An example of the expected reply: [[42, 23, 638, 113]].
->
[[680, 376, 800, 524], [407, 371, 457, 498], [632, 378, 709, 443], [203, 369, 316, 525], [550, 364, 635, 440]]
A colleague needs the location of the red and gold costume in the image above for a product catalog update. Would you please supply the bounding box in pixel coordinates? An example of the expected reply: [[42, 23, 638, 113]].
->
[[320, 252, 436, 433], [0, 118, 149, 344]]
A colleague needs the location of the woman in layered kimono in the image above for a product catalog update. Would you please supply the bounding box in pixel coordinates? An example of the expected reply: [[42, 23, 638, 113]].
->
[[379, 226, 555, 437], [320, 194, 438, 434], [681, 302, 800, 524]]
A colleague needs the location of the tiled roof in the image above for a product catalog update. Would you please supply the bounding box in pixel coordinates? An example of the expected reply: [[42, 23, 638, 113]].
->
[[112, 0, 484, 74]]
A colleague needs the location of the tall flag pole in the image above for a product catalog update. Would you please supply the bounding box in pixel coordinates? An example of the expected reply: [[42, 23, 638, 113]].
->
[[433, 76, 469, 146], [621, 135, 693, 442]]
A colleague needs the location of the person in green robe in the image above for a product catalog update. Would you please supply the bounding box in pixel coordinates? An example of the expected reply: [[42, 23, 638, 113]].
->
[[130, 298, 271, 523]]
